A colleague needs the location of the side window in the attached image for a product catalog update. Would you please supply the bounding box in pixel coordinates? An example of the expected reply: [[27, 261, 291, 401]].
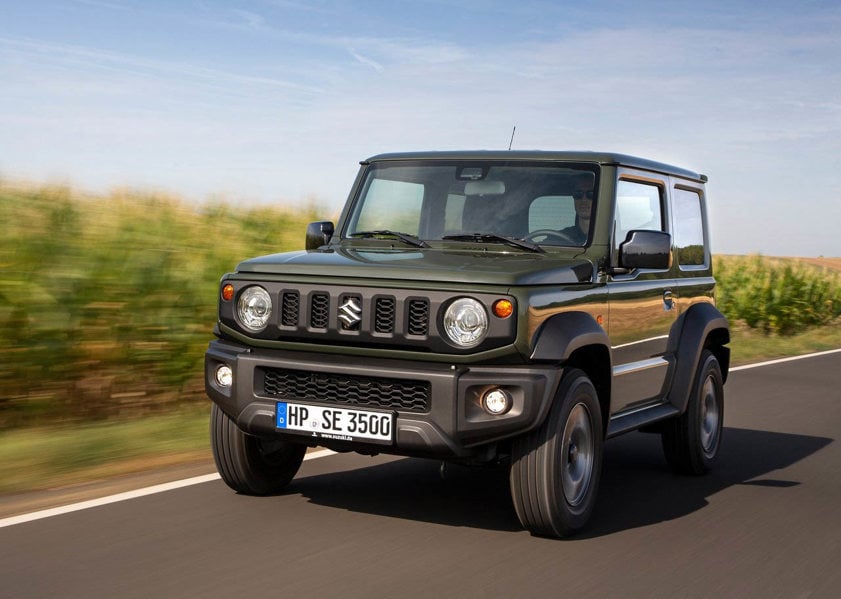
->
[[615, 180, 664, 248], [355, 179, 424, 234], [529, 196, 576, 232], [673, 187, 706, 266]]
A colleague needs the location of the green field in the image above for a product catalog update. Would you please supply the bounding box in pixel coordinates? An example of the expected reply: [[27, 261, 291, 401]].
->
[[1, 181, 840, 494], [1, 181, 321, 429]]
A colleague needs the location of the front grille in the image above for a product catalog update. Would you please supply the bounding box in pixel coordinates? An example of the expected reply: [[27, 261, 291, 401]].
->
[[280, 292, 299, 327], [310, 293, 329, 329], [375, 297, 396, 333], [262, 368, 430, 412], [407, 299, 430, 336], [278, 291, 425, 338]]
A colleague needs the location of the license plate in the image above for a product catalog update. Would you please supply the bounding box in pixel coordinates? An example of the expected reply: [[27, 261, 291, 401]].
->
[[276, 402, 394, 444]]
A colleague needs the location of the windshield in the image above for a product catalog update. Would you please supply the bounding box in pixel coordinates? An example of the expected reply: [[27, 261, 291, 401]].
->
[[345, 160, 599, 247]]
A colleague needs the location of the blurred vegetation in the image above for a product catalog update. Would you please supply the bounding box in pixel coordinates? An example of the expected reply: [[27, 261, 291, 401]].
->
[[0, 405, 209, 494], [2, 181, 840, 432], [715, 255, 841, 335], [0, 181, 321, 430]]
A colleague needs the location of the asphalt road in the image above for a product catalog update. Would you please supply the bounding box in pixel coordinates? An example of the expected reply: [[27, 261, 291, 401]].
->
[[2, 352, 840, 598]]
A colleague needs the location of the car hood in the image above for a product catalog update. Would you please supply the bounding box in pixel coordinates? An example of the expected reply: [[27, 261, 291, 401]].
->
[[235, 247, 595, 286]]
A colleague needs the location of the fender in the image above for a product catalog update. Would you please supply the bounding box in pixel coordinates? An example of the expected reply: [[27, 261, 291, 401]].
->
[[530, 311, 611, 363], [666, 302, 731, 413]]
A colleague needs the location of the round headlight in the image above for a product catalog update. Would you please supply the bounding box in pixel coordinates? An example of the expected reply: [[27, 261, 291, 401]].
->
[[443, 298, 488, 348], [237, 286, 272, 332]]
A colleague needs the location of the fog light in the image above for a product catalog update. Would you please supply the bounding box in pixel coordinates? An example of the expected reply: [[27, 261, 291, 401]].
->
[[215, 365, 233, 388], [482, 388, 511, 415]]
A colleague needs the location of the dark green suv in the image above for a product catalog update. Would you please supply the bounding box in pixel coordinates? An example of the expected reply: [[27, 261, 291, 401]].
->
[[205, 151, 730, 538]]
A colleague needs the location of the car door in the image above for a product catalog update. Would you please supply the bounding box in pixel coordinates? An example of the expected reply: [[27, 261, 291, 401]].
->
[[607, 172, 678, 415]]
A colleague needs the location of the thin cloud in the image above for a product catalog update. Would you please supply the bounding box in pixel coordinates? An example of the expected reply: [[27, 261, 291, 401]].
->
[[262, 0, 332, 12], [333, 36, 470, 65], [71, 0, 136, 11], [231, 9, 268, 32], [348, 49, 384, 72], [0, 36, 324, 95]]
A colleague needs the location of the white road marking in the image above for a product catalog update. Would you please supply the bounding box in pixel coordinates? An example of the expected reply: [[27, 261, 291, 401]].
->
[[729, 347, 841, 372], [0, 448, 335, 529], [4, 347, 841, 530]]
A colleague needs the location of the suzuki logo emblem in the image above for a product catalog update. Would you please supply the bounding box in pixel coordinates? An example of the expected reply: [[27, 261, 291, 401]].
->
[[338, 297, 363, 330]]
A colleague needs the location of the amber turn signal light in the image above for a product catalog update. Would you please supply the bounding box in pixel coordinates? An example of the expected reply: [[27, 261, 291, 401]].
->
[[221, 284, 235, 302], [492, 299, 514, 319]]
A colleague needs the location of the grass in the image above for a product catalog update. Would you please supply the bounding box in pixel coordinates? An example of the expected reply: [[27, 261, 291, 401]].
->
[[0, 406, 210, 495], [729, 319, 841, 365]]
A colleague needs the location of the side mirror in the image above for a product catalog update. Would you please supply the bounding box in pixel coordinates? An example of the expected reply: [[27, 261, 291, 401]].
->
[[305, 221, 334, 250], [619, 230, 672, 270]]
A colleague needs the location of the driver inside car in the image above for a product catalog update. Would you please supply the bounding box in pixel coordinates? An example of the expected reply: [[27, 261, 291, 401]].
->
[[558, 175, 594, 244]]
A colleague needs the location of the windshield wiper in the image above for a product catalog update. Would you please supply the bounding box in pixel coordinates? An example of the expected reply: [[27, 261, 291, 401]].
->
[[442, 233, 545, 254], [349, 230, 429, 248]]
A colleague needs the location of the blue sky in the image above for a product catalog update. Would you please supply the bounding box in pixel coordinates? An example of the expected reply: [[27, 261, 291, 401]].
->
[[1, 0, 840, 256]]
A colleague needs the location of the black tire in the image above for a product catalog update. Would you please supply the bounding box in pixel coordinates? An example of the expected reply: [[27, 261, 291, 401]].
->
[[662, 349, 724, 475], [510, 368, 604, 538], [211, 404, 306, 495]]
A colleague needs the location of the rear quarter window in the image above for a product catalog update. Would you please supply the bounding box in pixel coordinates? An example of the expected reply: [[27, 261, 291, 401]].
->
[[672, 187, 707, 267]]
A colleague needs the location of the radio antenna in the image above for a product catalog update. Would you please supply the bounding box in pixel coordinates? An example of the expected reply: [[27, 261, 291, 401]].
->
[[508, 126, 516, 150]]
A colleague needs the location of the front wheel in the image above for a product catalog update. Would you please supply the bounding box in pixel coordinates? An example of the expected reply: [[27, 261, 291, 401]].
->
[[211, 404, 306, 495], [510, 369, 604, 538], [661, 349, 724, 475]]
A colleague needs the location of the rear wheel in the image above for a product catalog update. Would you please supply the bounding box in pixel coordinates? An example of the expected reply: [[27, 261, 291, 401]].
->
[[510, 369, 603, 538], [211, 404, 306, 495], [662, 349, 724, 474]]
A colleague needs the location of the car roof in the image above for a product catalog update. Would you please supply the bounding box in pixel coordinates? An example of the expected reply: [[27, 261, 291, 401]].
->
[[362, 150, 707, 182]]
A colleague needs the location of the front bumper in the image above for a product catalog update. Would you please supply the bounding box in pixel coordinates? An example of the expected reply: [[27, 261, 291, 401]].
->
[[205, 339, 561, 459]]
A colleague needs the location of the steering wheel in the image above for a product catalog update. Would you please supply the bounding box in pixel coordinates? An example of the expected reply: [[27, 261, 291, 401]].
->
[[525, 229, 579, 245]]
